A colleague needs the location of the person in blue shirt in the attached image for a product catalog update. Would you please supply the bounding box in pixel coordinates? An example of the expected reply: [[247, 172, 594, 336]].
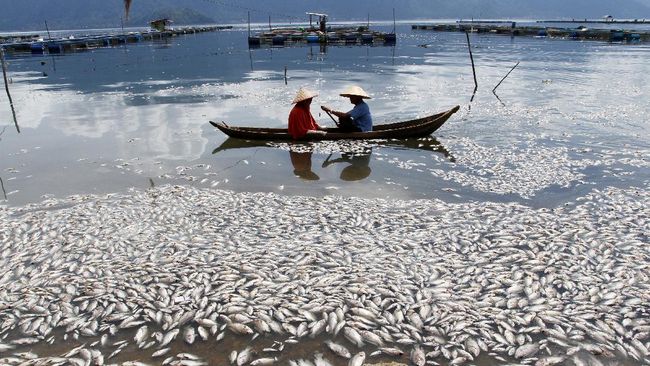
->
[[321, 86, 373, 132]]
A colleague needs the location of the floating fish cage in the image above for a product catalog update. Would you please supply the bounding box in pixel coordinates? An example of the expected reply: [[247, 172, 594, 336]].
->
[[0, 25, 233, 55], [30, 43, 44, 54], [412, 23, 650, 43], [248, 27, 397, 47], [46, 42, 63, 53]]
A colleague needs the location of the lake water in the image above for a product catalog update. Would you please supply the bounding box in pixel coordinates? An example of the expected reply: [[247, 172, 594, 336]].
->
[[0, 23, 649, 366], [1, 24, 647, 206]]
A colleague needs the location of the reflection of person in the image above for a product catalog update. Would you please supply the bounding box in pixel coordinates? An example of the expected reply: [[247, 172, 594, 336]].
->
[[288, 87, 326, 140], [289, 149, 320, 180], [321, 86, 373, 132], [322, 149, 372, 181]]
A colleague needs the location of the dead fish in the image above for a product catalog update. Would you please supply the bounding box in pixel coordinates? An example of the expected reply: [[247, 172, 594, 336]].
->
[[197, 326, 209, 341], [325, 341, 352, 359], [314, 352, 333, 366], [134, 325, 148, 345], [535, 356, 566, 366], [310, 319, 327, 338], [348, 352, 365, 366], [250, 357, 277, 366], [411, 346, 426, 366], [378, 347, 404, 356], [160, 329, 179, 347], [152, 348, 170, 357], [184, 327, 196, 344], [342, 327, 364, 348], [359, 330, 383, 347], [229, 322, 254, 335], [464, 337, 480, 357], [515, 343, 540, 359], [237, 346, 253, 366], [252, 319, 271, 333]]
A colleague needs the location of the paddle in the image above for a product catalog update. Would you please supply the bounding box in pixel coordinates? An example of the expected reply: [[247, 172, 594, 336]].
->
[[322, 153, 333, 168], [322, 107, 340, 127]]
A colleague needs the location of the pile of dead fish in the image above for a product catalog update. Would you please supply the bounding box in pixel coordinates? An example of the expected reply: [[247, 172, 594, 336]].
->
[[0, 184, 648, 365], [426, 138, 588, 198]]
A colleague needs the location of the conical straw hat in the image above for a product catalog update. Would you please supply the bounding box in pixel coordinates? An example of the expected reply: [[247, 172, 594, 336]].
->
[[292, 87, 319, 104], [339, 85, 371, 99]]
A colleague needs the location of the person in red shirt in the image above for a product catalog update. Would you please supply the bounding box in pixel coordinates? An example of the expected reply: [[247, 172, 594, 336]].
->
[[288, 87, 326, 140]]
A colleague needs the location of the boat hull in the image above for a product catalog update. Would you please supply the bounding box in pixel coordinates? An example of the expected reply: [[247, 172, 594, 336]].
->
[[209, 105, 460, 141]]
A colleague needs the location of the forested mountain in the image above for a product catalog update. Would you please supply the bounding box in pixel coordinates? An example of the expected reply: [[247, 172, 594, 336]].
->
[[1, 0, 649, 32]]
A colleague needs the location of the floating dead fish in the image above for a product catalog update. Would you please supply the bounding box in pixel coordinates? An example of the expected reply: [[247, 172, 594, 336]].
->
[[0, 184, 648, 366], [325, 341, 352, 359], [348, 352, 365, 366]]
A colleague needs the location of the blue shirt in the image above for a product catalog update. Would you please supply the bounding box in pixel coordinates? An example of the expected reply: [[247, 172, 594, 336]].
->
[[348, 101, 372, 132]]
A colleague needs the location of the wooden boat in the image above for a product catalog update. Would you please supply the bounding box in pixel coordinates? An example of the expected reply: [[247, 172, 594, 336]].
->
[[209, 105, 460, 141]]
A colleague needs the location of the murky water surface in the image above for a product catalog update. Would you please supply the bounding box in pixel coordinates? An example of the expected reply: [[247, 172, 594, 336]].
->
[[0, 23, 649, 365]]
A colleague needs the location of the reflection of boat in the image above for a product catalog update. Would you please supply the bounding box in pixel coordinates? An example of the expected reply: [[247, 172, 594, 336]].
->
[[209, 105, 460, 141], [383, 136, 455, 162], [211, 138, 269, 154], [211, 136, 453, 161]]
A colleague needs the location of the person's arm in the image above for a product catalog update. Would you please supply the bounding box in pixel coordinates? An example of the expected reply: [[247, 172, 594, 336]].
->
[[321, 105, 349, 118]]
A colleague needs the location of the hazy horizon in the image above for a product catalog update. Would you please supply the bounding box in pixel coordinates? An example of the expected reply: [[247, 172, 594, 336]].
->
[[1, 0, 649, 32]]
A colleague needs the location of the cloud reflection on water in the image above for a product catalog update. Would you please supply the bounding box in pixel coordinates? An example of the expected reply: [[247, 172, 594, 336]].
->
[[1, 29, 649, 206]]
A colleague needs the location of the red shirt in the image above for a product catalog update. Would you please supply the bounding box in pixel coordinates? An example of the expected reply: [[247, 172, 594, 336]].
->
[[288, 104, 319, 139]]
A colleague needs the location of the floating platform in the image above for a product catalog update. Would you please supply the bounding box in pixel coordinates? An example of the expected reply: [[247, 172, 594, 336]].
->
[[0, 25, 233, 54], [247, 26, 396, 47], [537, 19, 650, 24], [411, 23, 650, 43]]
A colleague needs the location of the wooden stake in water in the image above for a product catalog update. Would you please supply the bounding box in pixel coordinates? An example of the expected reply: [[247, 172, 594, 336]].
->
[[465, 31, 478, 90], [284, 66, 287, 85], [44, 20, 52, 40], [0, 176, 7, 201], [493, 61, 520, 93], [0, 47, 20, 133]]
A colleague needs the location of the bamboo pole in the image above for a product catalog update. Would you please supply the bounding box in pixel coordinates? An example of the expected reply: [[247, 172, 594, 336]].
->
[[493, 61, 520, 93], [465, 31, 478, 90], [45, 20, 52, 40], [0, 176, 7, 200], [1, 48, 20, 133]]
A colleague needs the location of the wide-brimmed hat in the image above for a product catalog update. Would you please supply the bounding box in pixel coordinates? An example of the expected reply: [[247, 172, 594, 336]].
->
[[340, 165, 371, 181], [340, 85, 371, 99], [292, 87, 319, 104]]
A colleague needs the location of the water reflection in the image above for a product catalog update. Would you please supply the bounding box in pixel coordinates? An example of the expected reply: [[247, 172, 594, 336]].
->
[[322, 149, 372, 181], [211, 137, 459, 186], [384, 136, 455, 162], [289, 148, 320, 181]]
